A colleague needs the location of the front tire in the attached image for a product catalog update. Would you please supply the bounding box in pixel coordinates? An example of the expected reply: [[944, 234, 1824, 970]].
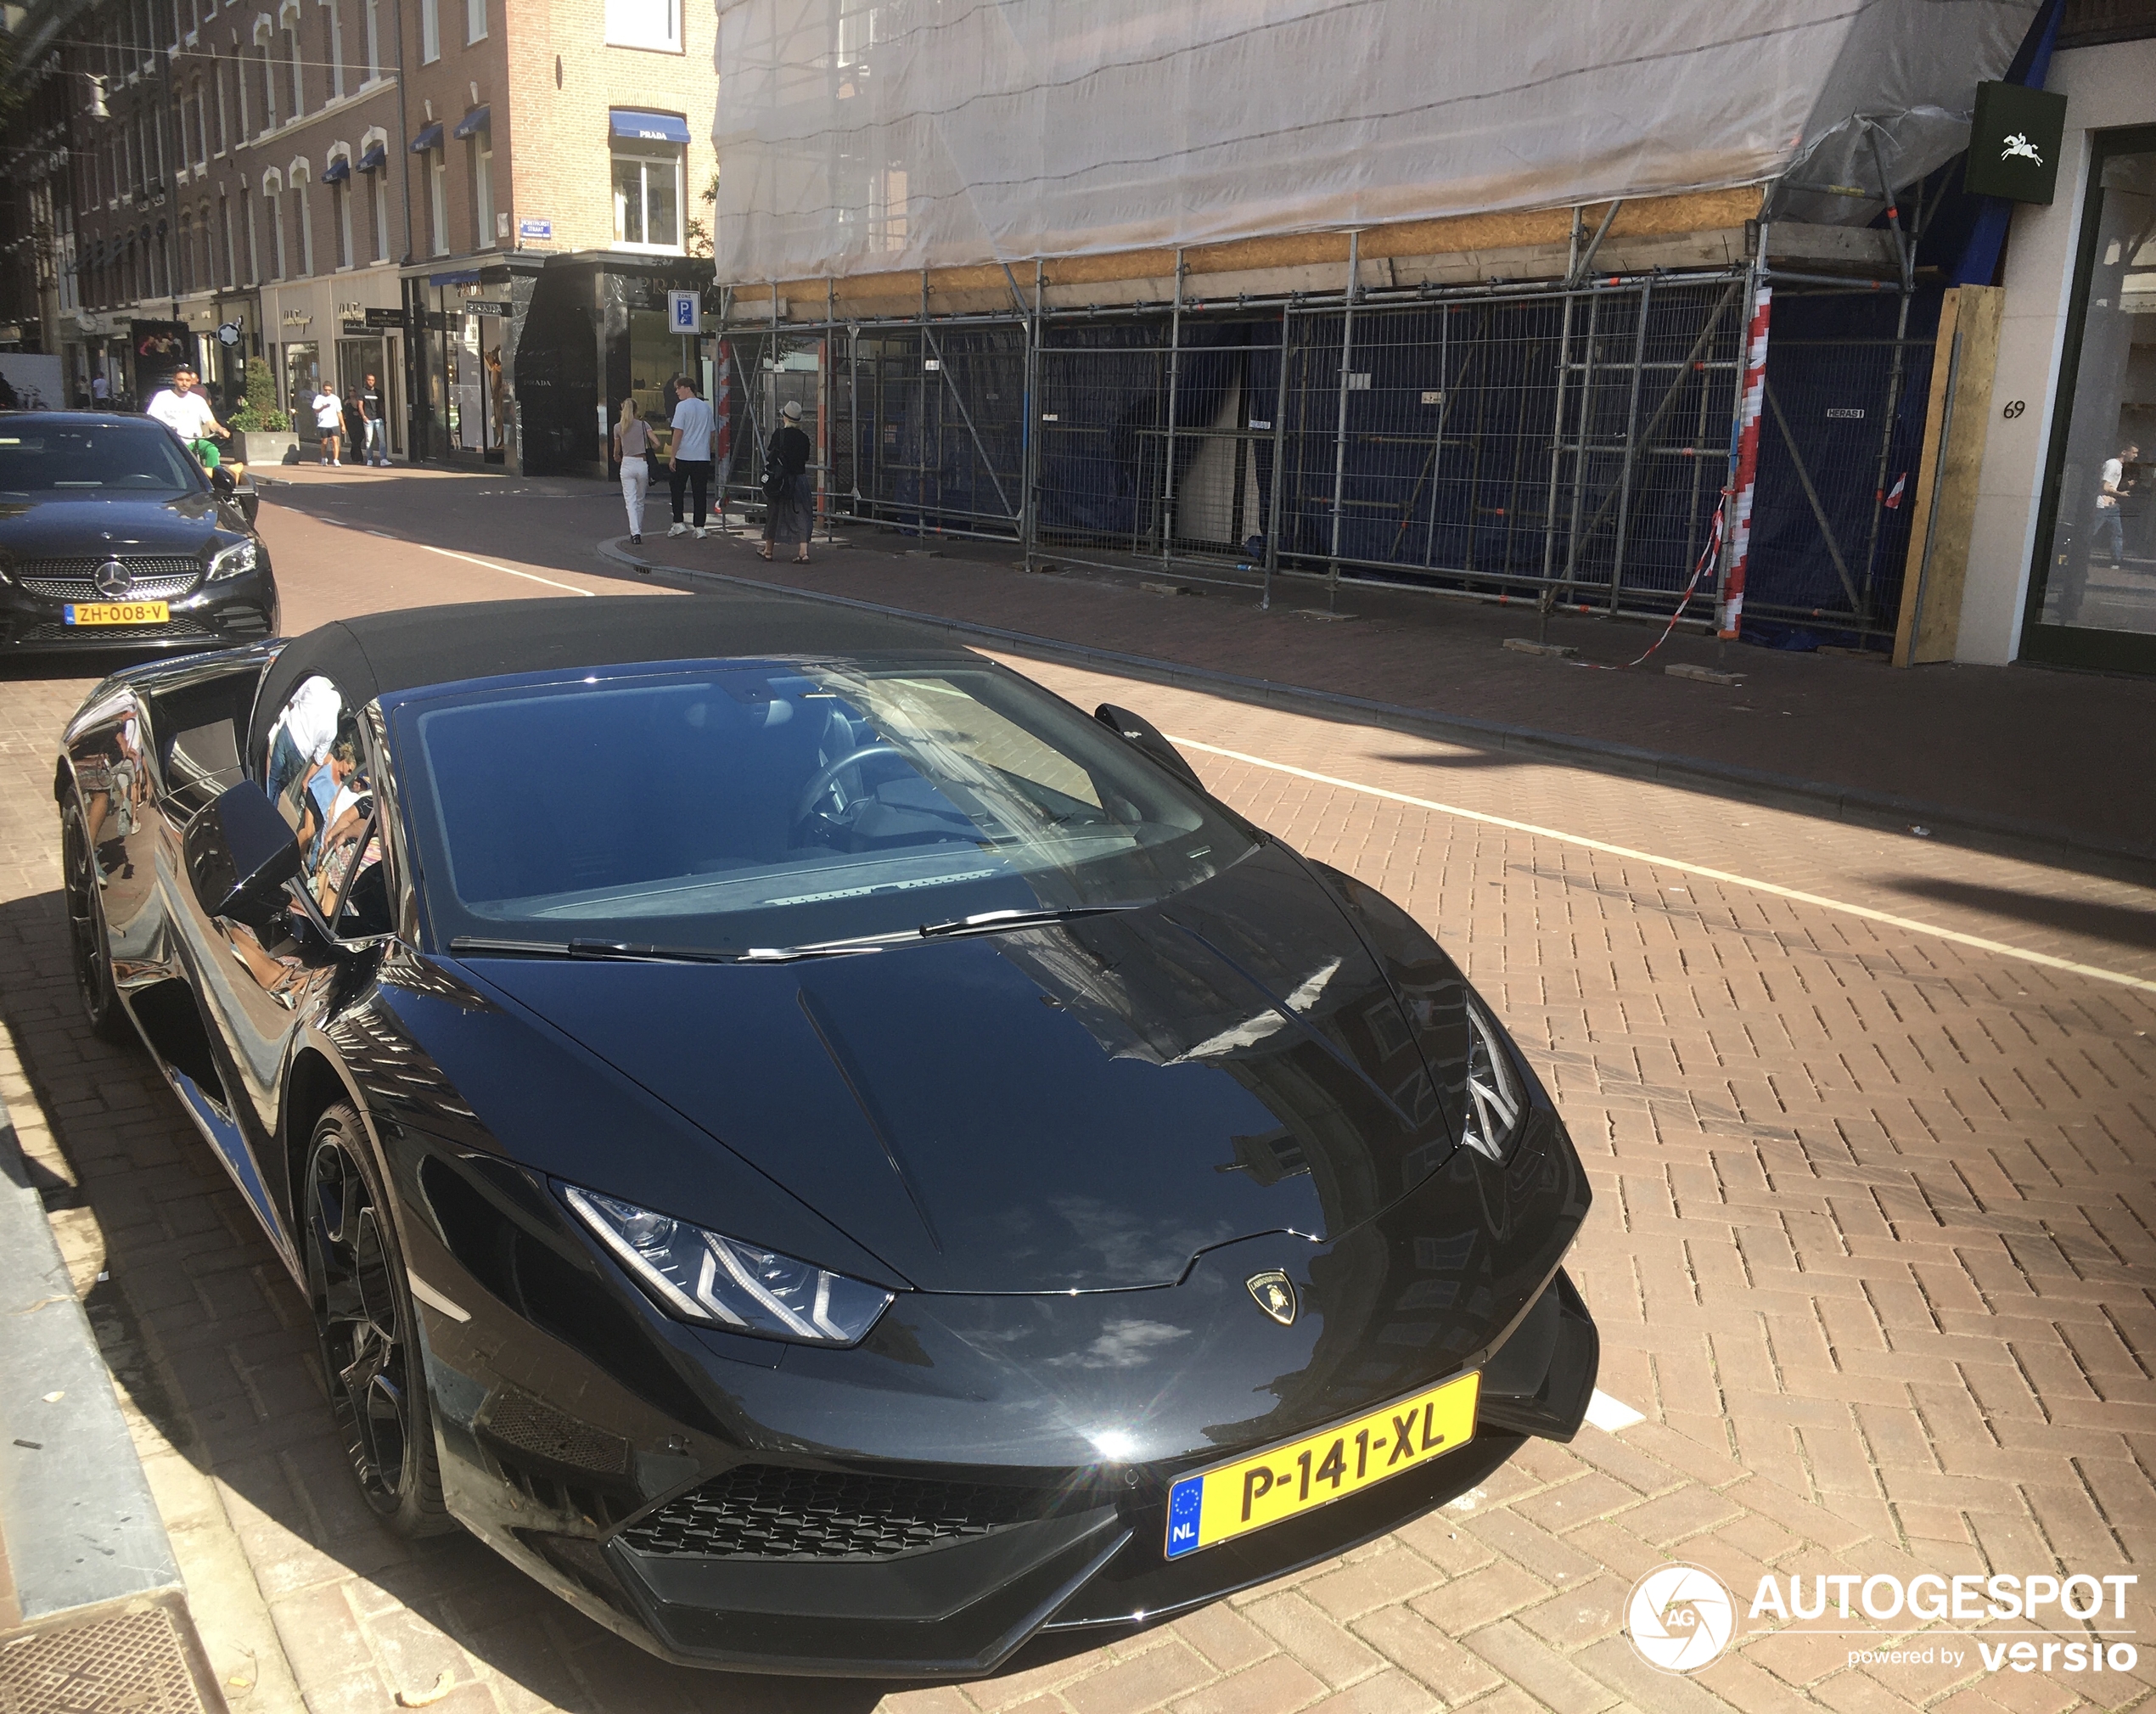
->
[[61, 797, 131, 1044], [303, 1103, 452, 1536]]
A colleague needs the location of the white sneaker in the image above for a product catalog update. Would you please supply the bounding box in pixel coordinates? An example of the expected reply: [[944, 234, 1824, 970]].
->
[[693, 526, 707, 540], [667, 523, 688, 537]]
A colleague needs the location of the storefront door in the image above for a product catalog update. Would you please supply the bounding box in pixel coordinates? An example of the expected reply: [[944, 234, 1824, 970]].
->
[[283, 341, 323, 451], [337, 337, 399, 460], [2026, 126, 2156, 673], [440, 307, 507, 460]]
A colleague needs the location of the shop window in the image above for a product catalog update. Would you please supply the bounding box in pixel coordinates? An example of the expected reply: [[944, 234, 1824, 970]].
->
[[611, 150, 681, 252], [604, 0, 677, 52], [2026, 128, 2156, 670]]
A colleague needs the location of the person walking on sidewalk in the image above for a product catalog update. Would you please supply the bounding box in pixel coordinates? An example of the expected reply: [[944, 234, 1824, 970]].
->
[[760, 400, 814, 564], [615, 399, 654, 547], [357, 373, 391, 466], [665, 377, 716, 539], [312, 382, 347, 466]]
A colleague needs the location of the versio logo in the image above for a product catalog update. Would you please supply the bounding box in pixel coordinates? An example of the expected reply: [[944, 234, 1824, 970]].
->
[[1627, 1563, 1738, 1673]]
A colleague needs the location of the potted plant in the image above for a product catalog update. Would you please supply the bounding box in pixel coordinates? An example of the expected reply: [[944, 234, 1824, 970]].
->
[[227, 357, 298, 466]]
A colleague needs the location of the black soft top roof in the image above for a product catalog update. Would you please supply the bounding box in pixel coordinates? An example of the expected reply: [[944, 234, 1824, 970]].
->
[[248, 594, 962, 761]]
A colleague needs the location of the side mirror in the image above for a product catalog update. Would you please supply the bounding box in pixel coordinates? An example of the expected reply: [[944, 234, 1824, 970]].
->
[[1095, 703, 1204, 792], [185, 780, 301, 925]]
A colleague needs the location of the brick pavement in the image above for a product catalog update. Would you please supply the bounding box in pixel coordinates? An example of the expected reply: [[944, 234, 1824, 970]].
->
[[0, 482, 2148, 1713]]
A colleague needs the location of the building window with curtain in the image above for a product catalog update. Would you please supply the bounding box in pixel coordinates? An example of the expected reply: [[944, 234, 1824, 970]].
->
[[608, 111, 688, 253], [604, 0, 677, 51], [327, 155, 352, 267], [362, 141, 390, 259], [465, 0, 484, 43], [420, 0, 438, 61]]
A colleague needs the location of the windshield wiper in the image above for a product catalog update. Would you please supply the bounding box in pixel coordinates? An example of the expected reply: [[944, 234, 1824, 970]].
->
[[446, 936, 879, 964], [916, 905, 1133, 940]]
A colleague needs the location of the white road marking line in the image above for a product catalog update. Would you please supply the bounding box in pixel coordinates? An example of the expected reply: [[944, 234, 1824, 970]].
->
[[1586, 1390, 1646, 1433], [406, 1270, 471, 1322], [1169, 737, 2156, 997], [415, 542, 597, 596]]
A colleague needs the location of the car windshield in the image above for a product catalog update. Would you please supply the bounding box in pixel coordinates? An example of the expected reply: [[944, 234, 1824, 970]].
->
[[396, 658, 1256, 954], [0, 424, 205, 495]]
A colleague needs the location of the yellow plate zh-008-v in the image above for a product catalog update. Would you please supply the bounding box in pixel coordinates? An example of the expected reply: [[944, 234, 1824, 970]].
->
[[1164, 1370, 1479, 1559], [64, 601, 170, 626]]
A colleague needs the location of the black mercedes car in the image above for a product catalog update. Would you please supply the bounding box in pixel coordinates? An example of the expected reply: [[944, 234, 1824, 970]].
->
[[57, 597, 1596, 1677], [2, 411, 275, 655]]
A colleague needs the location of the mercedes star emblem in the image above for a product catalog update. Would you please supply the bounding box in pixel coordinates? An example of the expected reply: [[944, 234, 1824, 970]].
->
[[93, 559, 132, 598], [1246, 1270, 1298, 1326]]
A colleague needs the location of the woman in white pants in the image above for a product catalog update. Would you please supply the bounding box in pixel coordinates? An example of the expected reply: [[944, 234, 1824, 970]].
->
[[614, 400, 653, 546]]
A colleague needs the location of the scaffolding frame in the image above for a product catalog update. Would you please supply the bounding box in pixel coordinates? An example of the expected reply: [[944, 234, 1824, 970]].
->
[[710, 233, 1929, 639]]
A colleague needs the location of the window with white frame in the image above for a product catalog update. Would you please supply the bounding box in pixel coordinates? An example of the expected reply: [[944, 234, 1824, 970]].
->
[[363, 0, 379, 81], [244, 192, 259, 282], [267, 177, 285, 277], [429, 149, 448, 255], [213, 61, 228, 153], [471, 131, 492, 249], [285, 25, 303, 117], [370, 163, 387, 261], [295, 180, 312, 273], [420, 0, 438, 60], [465, 0, 483, 42], [604, 0, 677, 51], [610, 149, 681, 251], [325, 0, 344, 98], [221, 195, 235, 285], [333, 173, 351, 267], [259, 42, 276, 131]]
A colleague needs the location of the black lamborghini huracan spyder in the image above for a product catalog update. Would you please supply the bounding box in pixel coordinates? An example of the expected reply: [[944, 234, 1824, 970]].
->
[[57, 596, 1596, 1676]]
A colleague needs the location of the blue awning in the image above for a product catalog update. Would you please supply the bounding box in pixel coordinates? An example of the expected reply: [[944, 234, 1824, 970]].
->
[[322, 156, 351, 183], [408, 122, 442, 153], [452, 104, 489, 139], [609, 108, 690, 144], [357, 143, 387, 172]]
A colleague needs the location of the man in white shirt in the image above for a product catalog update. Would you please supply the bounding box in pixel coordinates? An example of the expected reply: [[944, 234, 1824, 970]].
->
[[312, 384, 348, 466], [2095, 441, 2136, 568], [665, 375, 716, 539], [145, 368, 227, 469]]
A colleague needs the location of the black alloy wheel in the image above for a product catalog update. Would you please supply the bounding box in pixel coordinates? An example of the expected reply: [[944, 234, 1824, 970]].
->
[[303, 1103, 450, 1535], [62, 798, 131, 1043]]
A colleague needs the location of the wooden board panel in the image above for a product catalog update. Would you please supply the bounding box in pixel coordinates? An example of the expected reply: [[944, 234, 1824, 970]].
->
[[1894, 286, 2003, 666]]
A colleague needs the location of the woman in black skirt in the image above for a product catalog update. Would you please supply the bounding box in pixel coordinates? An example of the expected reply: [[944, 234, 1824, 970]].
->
[[761, 400, 814, 563]]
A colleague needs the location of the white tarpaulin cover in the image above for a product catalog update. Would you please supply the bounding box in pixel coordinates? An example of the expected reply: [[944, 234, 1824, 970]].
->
[[712, 0, 2038, 283]]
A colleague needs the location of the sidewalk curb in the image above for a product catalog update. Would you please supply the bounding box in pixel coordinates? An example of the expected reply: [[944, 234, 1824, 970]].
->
[[593, 537, 2156, 882], [0, 1088, 182, 1625]]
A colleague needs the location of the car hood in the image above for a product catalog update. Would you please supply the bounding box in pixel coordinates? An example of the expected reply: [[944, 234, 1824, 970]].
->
[[0, 490, 240, 560], [453, 843, 1457, 1295]]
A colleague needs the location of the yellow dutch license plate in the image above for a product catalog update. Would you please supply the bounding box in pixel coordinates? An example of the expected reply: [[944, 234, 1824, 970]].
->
[[1164, 1371, 1479, 1559], [65, 601, 170, 626]]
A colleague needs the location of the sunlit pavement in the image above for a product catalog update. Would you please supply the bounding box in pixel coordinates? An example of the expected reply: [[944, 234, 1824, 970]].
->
[[1, 471, 2149, 1714]]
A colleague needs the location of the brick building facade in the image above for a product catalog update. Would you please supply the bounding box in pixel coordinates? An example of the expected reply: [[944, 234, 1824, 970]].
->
[[10, 0, 716, 475]]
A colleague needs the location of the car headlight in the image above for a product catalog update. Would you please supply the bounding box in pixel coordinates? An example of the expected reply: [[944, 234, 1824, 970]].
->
[[1459, 999, 1525, 1162], [561, 1183, 894, 1346], [206, 539, 257, 582]]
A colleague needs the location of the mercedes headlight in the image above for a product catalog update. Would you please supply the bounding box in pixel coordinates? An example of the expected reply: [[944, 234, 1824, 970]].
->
[[206, 538, 258, 582], [561, 1184, 893, 1346], [1459, 999, 1525, 1162]]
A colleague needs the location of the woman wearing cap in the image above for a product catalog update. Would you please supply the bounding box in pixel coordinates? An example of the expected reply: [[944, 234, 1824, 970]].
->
[[761, 399, 814, 564]]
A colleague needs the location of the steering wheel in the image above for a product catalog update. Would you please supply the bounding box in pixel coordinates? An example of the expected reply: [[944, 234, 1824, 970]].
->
[[793, 743, 901, 829]]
